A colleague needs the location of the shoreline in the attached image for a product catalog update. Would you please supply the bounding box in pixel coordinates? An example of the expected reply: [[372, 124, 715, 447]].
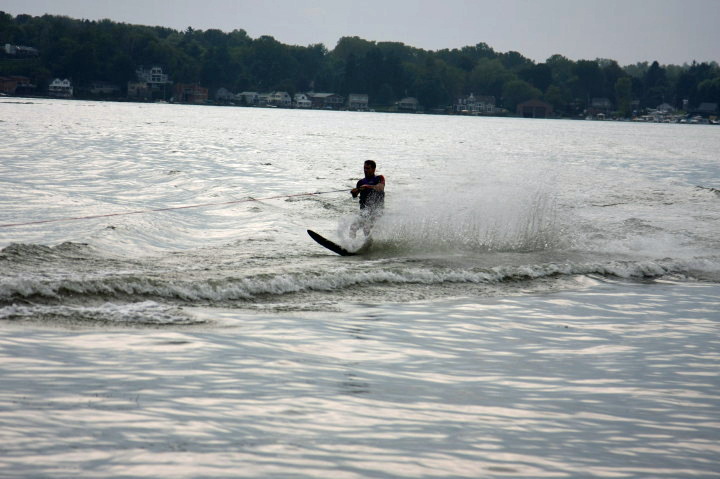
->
[[3, 94, 717, 124]]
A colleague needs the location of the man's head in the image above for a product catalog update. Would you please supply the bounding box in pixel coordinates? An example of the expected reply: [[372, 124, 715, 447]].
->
[[364, 160, 376, 177]]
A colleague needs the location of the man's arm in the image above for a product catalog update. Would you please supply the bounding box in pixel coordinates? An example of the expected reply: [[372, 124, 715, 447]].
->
[[366, 175, 385, 192], [351, 179, 362, 198]]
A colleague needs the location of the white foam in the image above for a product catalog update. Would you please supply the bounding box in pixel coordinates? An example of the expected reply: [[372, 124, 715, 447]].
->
[[335, 187, 560, 254], [0, 257, 706, 308], [0, 301, 198, 325]]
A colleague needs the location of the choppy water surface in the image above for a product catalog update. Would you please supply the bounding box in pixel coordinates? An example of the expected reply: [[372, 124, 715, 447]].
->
[[1, 99, 719, 478]]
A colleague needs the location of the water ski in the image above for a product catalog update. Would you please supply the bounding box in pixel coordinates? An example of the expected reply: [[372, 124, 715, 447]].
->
[[307, 229, 370, 256]]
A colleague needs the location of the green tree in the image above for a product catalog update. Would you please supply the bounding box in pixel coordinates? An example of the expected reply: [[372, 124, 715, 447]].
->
[[544, 84, 568, 112], [468, 58, 515, 98], [544, 54, 578, 115], [332, 36, 375, 62], [642, 61, 670, 107], [573, 60, 604, 106], [674, 62, 719, 109], [502, 79, 541, 110], [518, 63, 552, 92], [498, 50, 532, 71], [599, 59, 624, 103], [614, 76, 633, 117], [376, 83, 394, 106], [697, 77, 720, 104]]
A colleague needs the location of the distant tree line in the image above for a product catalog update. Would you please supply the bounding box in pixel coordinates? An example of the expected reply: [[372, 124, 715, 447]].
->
[[1, 11, 719, 116]]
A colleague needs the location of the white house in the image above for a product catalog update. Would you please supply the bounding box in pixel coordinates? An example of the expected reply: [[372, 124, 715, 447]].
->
[[129, 66, 171, 100], [215, 87, 235, 102], [456, 93, 495, 114], [348, 93, 369, 110], [236, 91, 259, 105], [293, 93, 311, 108], [48, 78, 73, 98], [269, 91, 292, 107], [257, 93, 271, 106], [135, 66, 170, 87]]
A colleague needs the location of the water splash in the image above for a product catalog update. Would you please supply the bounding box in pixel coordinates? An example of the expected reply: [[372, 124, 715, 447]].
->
[[350, 188, 560, 254]]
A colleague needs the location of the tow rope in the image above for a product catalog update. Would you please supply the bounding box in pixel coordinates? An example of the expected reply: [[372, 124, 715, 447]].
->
[[0, 189, 348, 229]]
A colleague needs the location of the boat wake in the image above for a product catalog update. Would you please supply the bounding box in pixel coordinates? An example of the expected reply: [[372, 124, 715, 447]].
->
[[1, 240, 716, 324]]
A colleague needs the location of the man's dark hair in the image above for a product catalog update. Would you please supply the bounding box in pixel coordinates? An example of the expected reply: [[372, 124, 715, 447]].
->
[[364, 160, 376, 169]]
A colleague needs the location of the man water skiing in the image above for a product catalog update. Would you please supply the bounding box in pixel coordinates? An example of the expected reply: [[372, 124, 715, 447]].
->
[[350, 160, 385, 238]]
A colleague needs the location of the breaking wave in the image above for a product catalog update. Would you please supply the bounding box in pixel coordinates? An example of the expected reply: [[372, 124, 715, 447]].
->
[[1, 256, 715, 309]]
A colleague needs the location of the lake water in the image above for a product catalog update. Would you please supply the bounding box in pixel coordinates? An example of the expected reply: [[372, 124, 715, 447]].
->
[[1, 98, 719, 478]]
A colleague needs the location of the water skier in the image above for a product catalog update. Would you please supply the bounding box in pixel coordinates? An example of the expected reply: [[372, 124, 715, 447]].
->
[[350, 160, 385, 238]]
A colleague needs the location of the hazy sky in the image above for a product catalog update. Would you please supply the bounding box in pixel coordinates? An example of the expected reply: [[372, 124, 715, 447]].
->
[[3, 0, 718, 66]]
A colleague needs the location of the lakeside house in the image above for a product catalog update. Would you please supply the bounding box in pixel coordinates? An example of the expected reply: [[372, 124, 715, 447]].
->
[[128, 66, 171, 100], [269, 91, 292, 107], [48, 78, 73, 98], [237, 91, 259, 105], [348, 93, 369, 111], [397, 97, 419, 112], [257, 93, 271, 106], [516, 99, 553, 118], [455, 93, 495, 114], [215, 87, 235, 102], [588, 97, 613, 117], [0, 75, 35, 95], [294, 93, 311, 108], [174, 83, 208, 104], [135, 66, 170, 87], [308, 92, 345, 109]]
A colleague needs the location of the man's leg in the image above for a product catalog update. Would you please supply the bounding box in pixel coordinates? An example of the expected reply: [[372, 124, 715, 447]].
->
[[350, 211, 371, 238], [361, 210, 382, 237]]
